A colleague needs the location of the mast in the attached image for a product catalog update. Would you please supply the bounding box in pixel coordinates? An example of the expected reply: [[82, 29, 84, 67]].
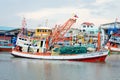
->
[[19, 17, 27, 36], [97, 31, 101, 51]]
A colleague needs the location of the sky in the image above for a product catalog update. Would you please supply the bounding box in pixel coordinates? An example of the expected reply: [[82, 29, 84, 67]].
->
[[0, 0, 120, 29]]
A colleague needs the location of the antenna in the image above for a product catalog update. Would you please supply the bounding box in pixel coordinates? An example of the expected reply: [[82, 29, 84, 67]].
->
[[19, 17, 27, 36], [22, 17, 27, 29], [45, 19, 48, 27]]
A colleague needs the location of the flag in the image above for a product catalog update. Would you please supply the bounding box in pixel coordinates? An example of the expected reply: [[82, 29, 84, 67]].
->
[[108, 46, 111, 56], [74, 15, 78, 18], [108, 50, 111, 56]]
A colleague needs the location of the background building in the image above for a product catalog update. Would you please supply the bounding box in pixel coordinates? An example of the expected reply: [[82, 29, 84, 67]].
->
[[100, 22, 120, 46], [79, 22, 98, 34], [0, 26, 20, 37]]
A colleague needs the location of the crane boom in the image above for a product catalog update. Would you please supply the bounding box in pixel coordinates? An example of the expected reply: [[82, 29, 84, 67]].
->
[[51, 15, 78, 44]]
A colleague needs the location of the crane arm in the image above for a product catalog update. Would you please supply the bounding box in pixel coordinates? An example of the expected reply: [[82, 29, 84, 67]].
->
[[51, 15, 78, 44]]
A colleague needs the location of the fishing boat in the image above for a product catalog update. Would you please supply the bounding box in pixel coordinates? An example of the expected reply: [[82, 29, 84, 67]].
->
[[0, 36, 13, 52], [11, 35, 108, 62], [11, 15, 108, 62], [105, 30, 120, 52]]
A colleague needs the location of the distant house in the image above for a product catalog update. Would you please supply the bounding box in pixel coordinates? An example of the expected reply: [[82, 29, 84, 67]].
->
[[79, 22, 98, 34]]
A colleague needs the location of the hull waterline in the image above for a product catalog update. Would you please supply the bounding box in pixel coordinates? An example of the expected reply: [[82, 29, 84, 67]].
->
[[11, 50, 108, 62]]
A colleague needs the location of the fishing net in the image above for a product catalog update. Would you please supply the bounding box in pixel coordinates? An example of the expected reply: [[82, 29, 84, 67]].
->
[[53, 46, 87, 54]]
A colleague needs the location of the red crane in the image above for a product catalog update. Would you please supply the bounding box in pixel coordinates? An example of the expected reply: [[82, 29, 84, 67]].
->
[[51, 15, 78, 45], [46, 15, 78, 50]]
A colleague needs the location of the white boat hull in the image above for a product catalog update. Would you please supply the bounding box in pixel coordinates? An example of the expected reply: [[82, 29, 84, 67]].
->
[[105, 46, 120, 52], [11, 50, 108, 62]]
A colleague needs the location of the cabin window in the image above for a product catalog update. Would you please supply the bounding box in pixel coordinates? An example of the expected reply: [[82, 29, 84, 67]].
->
[[24, 43, 29, 45], [83, 26, 86, 28], [44, 30, 47, 32], [48, 30, 50, 32], [90, 31, 94, 34], [19, 38, 22, 40], [42, 29, 44, 32], [83, 29, 85, 32], [37, 29, 39, 32], [37, 49, 39, 52], [40, 41, 43, 47], [24, 39, 27, 41]]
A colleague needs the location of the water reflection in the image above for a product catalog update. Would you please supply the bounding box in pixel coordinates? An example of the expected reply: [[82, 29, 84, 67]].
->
[[0, 52, 120, 80]]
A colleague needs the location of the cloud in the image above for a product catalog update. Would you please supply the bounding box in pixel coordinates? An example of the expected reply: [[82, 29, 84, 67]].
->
[[18, 7, 92, 21], [18, 7, 93, 28], [95, 0, 113, 4], [95, 0, 107, 4], [18, 7, 77, 20], [17, 4, 118, 28]]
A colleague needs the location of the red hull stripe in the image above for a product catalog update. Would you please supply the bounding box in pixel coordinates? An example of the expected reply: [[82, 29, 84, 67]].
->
[[0, 48, 12, 52], [69, 55, 107, 62]]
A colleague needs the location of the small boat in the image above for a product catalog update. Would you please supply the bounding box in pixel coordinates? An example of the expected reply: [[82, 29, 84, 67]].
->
[[0, 36, 13, 52], [11, 16, 108, 62], [105, 30, 120, 52]]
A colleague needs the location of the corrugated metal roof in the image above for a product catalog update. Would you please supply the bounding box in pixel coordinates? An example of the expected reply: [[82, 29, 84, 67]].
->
[[82, 22, 94, 26], [0, 26, 16, 31]]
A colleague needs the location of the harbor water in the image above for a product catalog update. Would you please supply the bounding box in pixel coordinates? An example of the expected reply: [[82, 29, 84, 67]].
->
[[0, 52, 120, 80]]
